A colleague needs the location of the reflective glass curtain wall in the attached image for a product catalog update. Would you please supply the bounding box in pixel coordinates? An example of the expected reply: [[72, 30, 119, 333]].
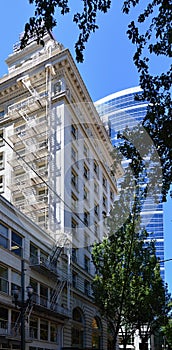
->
[[95, 87, 164, 280]]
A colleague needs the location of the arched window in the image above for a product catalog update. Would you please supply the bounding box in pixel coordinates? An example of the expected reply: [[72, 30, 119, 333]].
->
[[72, 308, 84, 349], [92, 317, 102, 349]]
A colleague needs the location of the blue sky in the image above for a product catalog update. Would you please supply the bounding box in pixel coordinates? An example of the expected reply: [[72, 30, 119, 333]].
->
[[0, 0, 171, 291]]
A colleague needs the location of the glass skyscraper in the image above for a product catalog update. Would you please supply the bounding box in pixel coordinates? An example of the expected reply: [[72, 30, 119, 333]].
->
[[95, 86, 164, 280]]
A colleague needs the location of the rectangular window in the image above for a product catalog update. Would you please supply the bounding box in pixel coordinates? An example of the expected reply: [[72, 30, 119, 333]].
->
[[102, 175, 107, 189], [71, 218, 78, 236], [30, 317, 38, 339], [71, 124, 78, 139], [40, 284, 48, 308], [84, 211, 89, 227], [0, 130, 4, 147], [83, 163, 89, 179], [72, 248, 77, 263], [83, 143, 88, 157], [84, 280, 90, 296], [71, 192, 78, 210], [83, 186, 89, 201], [11, 231, 22, 257], [40, 319, 48, 340], [0, 307, 8, 332], [94, 181, 99, 194], [84, 256, 90, 273], [110, 189, 114, 201], [50, 322, 58, 342], [30, 278, 38, 304], [0, 265, 8, 294], [94, 222, 99, 237], [0, 175, 4, 193], [71, 146, 78, 162], [84, 233, 90, 250], [72, 272, 77, 288], [94, 203, 99, 217], [14, 195, 25, 203], [94, 160, 99, 176], [0, 153, 4, 169], [30, 243, 38, 264], [71, 169, 78, 189], [0, 223, 8, 249], [0, 111, 5, 118], [103, 194, 107, 208]]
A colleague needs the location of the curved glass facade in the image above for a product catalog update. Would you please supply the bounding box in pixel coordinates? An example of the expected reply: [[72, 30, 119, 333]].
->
[[95, 87, 164, 280]]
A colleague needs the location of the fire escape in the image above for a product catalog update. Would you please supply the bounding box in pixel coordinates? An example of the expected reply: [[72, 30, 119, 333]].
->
[[7, 74, 49, 228]]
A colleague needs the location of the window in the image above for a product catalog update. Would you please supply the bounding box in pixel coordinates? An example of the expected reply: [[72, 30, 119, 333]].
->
[[50, 322, 58, 342], [92, 317, 102, 349], [84, 256, 90, 273], [30, 317, 38, 339], [54, 80, 62, 94], [40, 284, 48, 308], [83, 163, 89, 179], [94, 160, 99, 176], [16, 147, 25, 157], [83, 143, 88, 157], [83, 186, 89, 201], [71, 218, 78, 236], [40, 250, 48, 265], [94, 222, 99, 237], [72, 272, 77, 288], [71, 124, 78, 139], [72, 308, 84, 349], [71, 169, 78, 189], [71, 192, 78, 210], [0, 111, 4, 118], [94, 203, 99, 217], [30, 243, 38, 264], [0, 307, 8, 332], [39, 140, 48, 150], [103, 194, 107, 208], [37, 211, 48, 228], [0, 175, 4, 193], [102, 175, 107, 189], [0, 223, 8, 249], [14, 195, 25, 203], [84, 211, 89, 227], [11, 231, 22, 256], [71, 146, 78, 163], [94, 181, 99, 194], [38, 188, 47, 196], [110, 189, 114, 201], [30, 278, 38, 304], [84, 233, 90, 250], [40, 319, 48, 340], [0, 130, 4, 147], [0, 153, 4, 169], [0, 265, 8, 294], [72, 248, 77, 263], [84, 280, 90, 296]]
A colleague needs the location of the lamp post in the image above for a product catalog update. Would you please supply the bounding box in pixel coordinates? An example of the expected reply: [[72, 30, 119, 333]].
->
[[12, 259, 33, 350]]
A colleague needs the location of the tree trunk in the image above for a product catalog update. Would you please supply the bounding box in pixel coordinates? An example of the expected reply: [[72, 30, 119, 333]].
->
[[112, 335, 118, 350]]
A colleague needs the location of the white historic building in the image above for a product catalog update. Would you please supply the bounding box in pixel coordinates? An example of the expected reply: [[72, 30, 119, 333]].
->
[[0, 33, 122, 350]]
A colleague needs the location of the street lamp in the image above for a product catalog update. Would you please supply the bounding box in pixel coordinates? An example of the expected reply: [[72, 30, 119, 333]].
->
[[12, 259, 33, 350]]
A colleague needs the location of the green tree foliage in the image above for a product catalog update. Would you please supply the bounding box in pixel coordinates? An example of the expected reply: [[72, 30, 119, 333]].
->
[[123, 0, 172, 202], [23, 0, 172, 202], [162, 318, 172, 348], [92, 157, 170, 349], [92, 201, 170, 349]]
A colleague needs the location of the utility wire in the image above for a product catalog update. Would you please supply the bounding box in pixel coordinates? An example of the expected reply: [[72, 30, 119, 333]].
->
[[1, 135, 98, 239]]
